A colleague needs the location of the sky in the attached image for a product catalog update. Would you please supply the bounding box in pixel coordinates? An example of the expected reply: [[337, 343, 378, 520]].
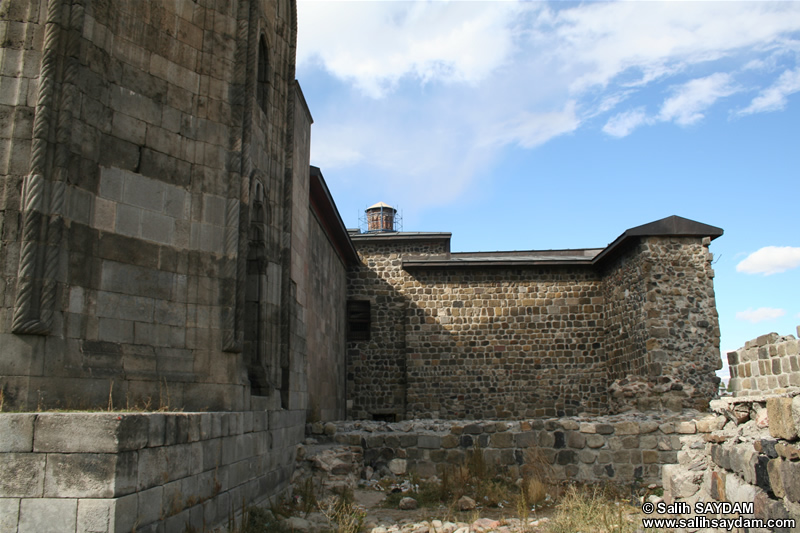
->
[[295, 1, 800, 382]]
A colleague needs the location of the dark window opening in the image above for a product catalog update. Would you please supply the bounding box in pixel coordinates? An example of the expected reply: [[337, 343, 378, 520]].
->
[[347, 300, 370, 341], [257, 36, 269, 113]]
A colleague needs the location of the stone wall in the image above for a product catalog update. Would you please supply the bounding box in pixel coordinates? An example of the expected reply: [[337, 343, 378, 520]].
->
[[308, 412, 699, 486], [0, 410, 304, 533], [727, 328, 800, 397], [663, 395, 800, 531], [346, 235, 450, 421], [603, 236, 722, 412], [347, 224, 722, 421], [306, 209, 348, 422], [404, 267, 606, 418], [0, 0, 302, 411]]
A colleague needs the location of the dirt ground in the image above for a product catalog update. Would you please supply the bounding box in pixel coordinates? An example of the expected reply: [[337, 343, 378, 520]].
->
[[352, 488, 555, 530]]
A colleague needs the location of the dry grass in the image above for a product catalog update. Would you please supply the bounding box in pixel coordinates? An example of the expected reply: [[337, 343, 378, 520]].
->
[[545, 484, 664, 533]]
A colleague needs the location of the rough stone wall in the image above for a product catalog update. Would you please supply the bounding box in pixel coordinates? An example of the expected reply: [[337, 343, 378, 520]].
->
[[308, 413, 698, 487], [349, 233, 721, 420], [346, 237, 449, 420], [0, 0, 301, 411], [728, 329, 800, 397], [603, 237, 721, 412], [405, 268, 606, 418], [603, 241, 649, 383], [0, 410, 304, 533]]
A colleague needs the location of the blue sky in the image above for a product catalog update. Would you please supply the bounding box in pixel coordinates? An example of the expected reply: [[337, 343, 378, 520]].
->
[[295, 1, 800, 380]]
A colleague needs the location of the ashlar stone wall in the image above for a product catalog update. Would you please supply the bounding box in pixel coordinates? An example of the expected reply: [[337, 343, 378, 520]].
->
[[727, 328, 800, 397], [0, 410, 304, 533], [663, 395, 800, 531], [0, 0, 305, 411]]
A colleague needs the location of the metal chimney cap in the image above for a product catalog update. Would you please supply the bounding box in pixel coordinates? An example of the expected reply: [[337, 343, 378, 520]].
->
[[367, 201, 394, 211]]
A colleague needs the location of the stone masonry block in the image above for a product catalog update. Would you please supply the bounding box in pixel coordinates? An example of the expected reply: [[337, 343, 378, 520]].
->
[[781, 459, 800, 503], [514, 431, 536, 447], [417, 435, 441, 449], [0, 414, 34, 452], [141, 212, 175, 244], [44, 452, 137, 498], [115, 203, 142, 237], [0, 498, 20, 532], [0, 453, 45, 497], [35, 413, 149, 453], [123, 173, 164, 213], [138, 443, 193, 491], [585, 434, 604, 448], [99, 166, 124, 201], [491, 432, 514, 448], [768, 458, 785, 499], [791, 396, 800, 439], [18, 498, 77, 533], [614, 421, 639, 435], [768, 397, 797, 440], [137, 485, 164, 526], [77, 498, 114, 533]]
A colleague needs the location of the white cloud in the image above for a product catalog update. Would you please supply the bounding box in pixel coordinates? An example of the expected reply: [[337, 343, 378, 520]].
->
[[297, 1, 526, 98], [297, 1, 800, 206], [658, 73, 739, 126], [737, 246, 800, 275], [602, 107, 651, 137], [738, 67, 800, 115], [736, 308, 787, 323], [483, 101, 580, 149]]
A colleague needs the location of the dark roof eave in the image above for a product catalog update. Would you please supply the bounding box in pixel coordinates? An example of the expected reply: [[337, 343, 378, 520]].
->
[[403, 259, 595, 270], [350, 232, 452, 243], [309, 167, 359, 266], [592, 215, 723, 265]]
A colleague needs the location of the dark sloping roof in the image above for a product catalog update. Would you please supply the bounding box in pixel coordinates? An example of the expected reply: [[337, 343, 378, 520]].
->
[[309, 167, 359, 266], [622, 215, 723, 239], [592, 215, 723, 265]]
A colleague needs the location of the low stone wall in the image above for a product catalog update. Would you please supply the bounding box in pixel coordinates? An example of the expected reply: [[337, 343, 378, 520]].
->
[[0, 410, 304, 532], [663, 395, 800, 531], [309, 412, 702, 486], [727, 327, 800, 397]]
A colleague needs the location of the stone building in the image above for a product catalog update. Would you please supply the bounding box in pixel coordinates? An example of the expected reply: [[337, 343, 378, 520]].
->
[[0, 0, 726, 528], [346, 212, 724, 421], [0, 0, 355, 529]]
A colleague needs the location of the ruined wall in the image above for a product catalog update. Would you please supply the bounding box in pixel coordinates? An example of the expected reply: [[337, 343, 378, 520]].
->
[[0, 410, 304, 533], [346, 236, 449, 420], [0, 0, 301, 411], [660, 329, 800, 530], [405, 267, 606, 418], [308, 413, 697, 487], [728, 329, 800, 396], [663, 396, 800, 531]]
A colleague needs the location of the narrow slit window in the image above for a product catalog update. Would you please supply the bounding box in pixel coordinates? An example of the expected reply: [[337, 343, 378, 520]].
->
[[347, 300, 370, 341], [257, 36, 269, 113]]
